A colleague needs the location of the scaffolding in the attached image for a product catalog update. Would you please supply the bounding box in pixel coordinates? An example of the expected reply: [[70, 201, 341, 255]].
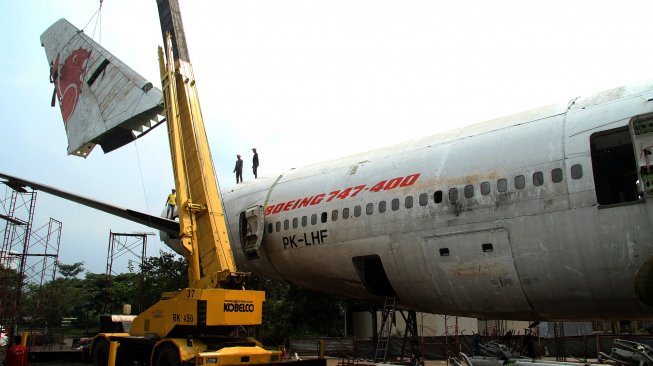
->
[[0, 183, 61, 345], [104, 231, 153, 314], [441, 315, 462, 361]]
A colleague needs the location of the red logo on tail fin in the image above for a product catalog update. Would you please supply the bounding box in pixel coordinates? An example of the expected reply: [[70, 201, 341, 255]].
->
[[53, 47, 92, 125]]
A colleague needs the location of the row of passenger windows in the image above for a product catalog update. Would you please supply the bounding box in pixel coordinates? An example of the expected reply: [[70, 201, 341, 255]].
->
[[266, 164, 583, 234]]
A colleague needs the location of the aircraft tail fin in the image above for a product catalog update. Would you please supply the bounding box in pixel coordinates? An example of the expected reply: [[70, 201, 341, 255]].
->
[[40, 19, 165, 157]]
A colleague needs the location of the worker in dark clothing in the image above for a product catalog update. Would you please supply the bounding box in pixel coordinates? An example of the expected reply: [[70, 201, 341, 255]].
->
[[472, 332, 481, 355], [234, 154, 243, 183], [252, 148, 259, 179], [5, 335, 28, 366]]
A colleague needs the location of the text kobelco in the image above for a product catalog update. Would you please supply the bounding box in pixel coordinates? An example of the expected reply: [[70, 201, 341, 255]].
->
[[224, 302, 255, 312]]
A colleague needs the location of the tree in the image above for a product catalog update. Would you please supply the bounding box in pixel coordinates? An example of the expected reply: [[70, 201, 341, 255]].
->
[[16, 253, 352, 345], [254, 277, 347, 344], [139, 251, 188, 308], [57, 261, 85, 279]]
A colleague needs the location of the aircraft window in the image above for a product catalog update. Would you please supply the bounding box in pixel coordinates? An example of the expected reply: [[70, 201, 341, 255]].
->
[[419, 193, 428, 206], [481, 182, 491, 195], [571, 164, 583, 179], [464, 185, 474, 198], [292, 218, 298, 228], [284, 220, 289, 230], [354, 205, 362, 217], [434, 190, 443, 203], [311, 214, 317, 225], [379, 201, 387, 213], [405, 196, 413, 208], [515, 175, 525, 189], [482, 243, 493, 253], [439, 248, 450, 257], [275, 221, 281, 232], [267, 223, 273, 234], [449, 188, 458, 203], [332, 210, 338, 221], [392, 198, 400, 211], [321, 212, 327, 223], [497, 178, 508, 192], [302, 216, 308, 227], [343, 208, 350, 219], [366, 203, 374, 215], [533, 171, 544, 186], [551, 168, 563, 183]]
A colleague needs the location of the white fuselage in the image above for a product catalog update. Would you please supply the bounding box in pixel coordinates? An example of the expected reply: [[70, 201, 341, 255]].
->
[[222, 81, 653, 320]]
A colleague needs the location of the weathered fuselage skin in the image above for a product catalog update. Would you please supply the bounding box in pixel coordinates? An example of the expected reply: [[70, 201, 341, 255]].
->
[[222, 81, 653, 320]]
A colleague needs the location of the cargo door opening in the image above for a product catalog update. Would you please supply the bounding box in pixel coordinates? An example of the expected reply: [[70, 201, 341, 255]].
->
[[352, 255, 397, 298], [239, 206, 265, 259], [590, 127, 639, 206]]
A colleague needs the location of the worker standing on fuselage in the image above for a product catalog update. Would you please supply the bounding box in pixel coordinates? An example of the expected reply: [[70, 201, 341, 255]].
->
[[234, 154, 243, 183], [252, 148, 259, 179]]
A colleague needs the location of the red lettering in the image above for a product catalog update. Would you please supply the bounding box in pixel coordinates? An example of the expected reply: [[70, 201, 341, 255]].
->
[[272, 203, 284, 214], [400, 173, 420, 187], [384, 177, 403, 190], [263, 173, 421, 217], [337, 187, 352, 199], [326, 190, 340, 202], [310, 194, 325, 205], [297, 197, 312, 208], [369, 180, 386, 192], [350, 185, 366, 197], [283, 200, 295, 211]]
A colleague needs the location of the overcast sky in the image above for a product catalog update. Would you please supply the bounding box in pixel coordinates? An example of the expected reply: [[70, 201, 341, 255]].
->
[[1, 1, 652, 276]]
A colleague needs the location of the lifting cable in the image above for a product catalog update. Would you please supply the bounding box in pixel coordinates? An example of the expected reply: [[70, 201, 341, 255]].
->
[[50, 0, 104, 107], [133, 141, 159, 256], [82, 0, 103, 43]]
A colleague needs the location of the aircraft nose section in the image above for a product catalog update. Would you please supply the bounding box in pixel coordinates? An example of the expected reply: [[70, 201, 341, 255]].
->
[[635, 256, 653, 308]]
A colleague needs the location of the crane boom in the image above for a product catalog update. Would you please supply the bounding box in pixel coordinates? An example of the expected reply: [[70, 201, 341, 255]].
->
[[156, 0, 241, 289]]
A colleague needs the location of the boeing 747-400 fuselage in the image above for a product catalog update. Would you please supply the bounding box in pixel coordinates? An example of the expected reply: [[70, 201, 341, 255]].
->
[[225, 82, 653, 320]]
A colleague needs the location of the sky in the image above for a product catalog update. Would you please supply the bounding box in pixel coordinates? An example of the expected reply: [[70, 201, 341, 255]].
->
[[1, 0, 653, 276]]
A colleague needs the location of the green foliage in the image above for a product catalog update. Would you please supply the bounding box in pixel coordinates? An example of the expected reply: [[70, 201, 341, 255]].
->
[[57, 261, 85, 279], [16, 253, 349, 344], [254, 277, 347, 344], [140, 251, 188, 307], [16, 251, 188, 334]]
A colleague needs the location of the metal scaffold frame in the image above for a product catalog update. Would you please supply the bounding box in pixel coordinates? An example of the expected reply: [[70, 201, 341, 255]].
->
[[104, 231, 153, 313], [0, 184, 61, 346], [441, 315, 462, 362]]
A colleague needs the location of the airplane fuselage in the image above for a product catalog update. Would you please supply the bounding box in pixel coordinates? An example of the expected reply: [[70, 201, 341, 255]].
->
[[223, 81, 653, 320]]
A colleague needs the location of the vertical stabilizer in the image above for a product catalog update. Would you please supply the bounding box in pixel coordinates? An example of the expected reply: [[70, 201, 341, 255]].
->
[[40, 19, 164, 157]]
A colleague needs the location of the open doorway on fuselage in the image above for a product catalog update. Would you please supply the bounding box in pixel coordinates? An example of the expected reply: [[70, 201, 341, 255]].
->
[[590, 127, 639, 205], [352, 255, 397, 298]]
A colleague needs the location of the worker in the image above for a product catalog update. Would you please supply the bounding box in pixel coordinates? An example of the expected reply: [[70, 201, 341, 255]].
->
[[252, 148, 259, 179], [166, 189, 176, 219], [234, 154, 243, 183], [5, 335, 28, 366]]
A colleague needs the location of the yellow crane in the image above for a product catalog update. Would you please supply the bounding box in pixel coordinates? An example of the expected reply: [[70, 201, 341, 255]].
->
[[86, 1, 318, 366]]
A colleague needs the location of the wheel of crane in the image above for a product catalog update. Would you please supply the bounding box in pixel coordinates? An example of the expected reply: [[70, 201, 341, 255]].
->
[[155, 344, 181, 366], [92, 338, 109, 366]]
